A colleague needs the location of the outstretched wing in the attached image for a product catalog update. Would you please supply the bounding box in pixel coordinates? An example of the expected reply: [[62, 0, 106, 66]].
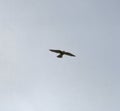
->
[[49, 49, 62, 53], [64, 51, 76, 57]]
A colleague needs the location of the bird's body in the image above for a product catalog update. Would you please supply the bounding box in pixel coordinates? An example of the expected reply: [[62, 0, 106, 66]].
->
[[49, 49, 75, 58]]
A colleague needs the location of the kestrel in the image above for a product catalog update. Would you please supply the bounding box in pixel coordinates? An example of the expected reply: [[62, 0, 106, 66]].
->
[[49, 49, 76, 58]]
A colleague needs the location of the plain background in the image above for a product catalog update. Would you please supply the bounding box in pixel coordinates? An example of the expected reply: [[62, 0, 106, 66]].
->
[[0, 0, 120, 111]]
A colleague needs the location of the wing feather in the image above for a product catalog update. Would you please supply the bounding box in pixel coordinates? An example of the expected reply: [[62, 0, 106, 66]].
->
[[64, 51, 76, 57], [49, 49, 62, 53]]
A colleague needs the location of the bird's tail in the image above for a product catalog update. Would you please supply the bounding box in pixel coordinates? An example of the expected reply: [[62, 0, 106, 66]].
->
[[57, 54, 63, 58]]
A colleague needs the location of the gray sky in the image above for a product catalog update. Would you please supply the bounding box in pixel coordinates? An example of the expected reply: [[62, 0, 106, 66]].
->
[[0, 0, 120, 111]]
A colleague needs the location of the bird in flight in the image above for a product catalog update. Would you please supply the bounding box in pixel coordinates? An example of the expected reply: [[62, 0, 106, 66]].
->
[[49, 49, 76, 58]]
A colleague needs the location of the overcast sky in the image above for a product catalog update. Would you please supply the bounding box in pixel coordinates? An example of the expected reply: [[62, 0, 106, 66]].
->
[[0, 0, 120, 111]]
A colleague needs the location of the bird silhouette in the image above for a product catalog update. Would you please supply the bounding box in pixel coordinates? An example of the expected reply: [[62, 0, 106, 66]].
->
[[49, 49, 76, 58]]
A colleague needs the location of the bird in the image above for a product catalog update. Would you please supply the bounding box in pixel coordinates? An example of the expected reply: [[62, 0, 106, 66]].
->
[[49, 49, 76, 58]]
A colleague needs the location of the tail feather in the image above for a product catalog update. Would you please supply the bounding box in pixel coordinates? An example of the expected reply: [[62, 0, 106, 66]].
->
[[57, 54, 63, 58]]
